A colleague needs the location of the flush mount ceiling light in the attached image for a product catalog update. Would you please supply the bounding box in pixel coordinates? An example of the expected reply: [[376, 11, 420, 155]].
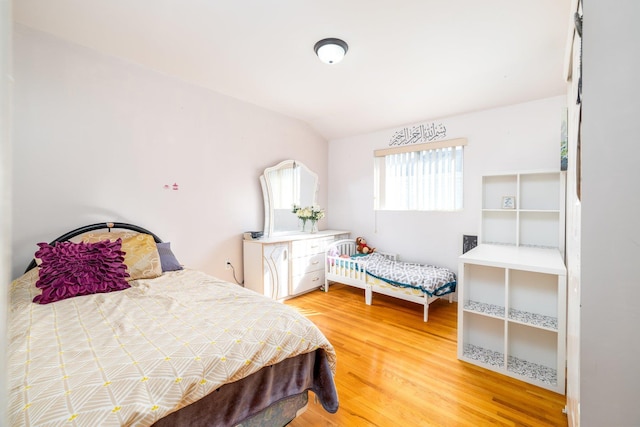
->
[[314, 38, 349, 64]]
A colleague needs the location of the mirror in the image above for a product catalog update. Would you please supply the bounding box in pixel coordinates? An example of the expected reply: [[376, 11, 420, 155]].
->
[[260, 160, 318, 237]]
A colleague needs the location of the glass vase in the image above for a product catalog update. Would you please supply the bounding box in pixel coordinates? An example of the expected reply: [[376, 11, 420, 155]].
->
[[300, 219, 307, 232], [310, 220, 318, 233]]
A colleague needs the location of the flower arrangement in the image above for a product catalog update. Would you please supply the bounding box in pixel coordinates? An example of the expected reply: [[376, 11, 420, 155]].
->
[[292, 205, 325, 232]]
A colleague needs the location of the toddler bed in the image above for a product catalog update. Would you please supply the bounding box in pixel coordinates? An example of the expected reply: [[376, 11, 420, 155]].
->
[[9, 222, 338, 427], [324, 239, 456, 322]]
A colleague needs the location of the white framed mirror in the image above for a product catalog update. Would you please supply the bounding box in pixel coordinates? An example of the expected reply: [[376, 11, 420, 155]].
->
[[260, 160, 318, 237]]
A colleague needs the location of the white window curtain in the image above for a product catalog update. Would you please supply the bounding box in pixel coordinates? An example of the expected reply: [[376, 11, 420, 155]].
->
[[375, 138, 466, 211]]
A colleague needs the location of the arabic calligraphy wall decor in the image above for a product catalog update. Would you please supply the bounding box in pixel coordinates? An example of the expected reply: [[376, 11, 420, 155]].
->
[[389, 121, 447, 146]]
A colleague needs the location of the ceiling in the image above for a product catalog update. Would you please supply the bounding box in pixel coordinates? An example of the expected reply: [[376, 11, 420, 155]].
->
[[13, 0, 572, 141]]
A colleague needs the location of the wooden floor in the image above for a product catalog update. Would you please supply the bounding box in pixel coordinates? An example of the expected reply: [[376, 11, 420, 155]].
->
[[285, 284, 568, 427]]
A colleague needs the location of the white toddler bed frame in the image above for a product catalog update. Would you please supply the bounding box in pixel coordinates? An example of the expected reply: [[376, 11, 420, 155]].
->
[[324, 239, 453, 322]]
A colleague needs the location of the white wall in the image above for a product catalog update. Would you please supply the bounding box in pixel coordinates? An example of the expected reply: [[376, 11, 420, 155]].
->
[[564, 3, 581, 422], [580, 1, 640, 425], [327, 96, 566, 273], [11, 25, 328, 281]]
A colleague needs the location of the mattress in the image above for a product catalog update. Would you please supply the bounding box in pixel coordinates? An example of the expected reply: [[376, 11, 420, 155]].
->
[[8, 268, 337, 426]]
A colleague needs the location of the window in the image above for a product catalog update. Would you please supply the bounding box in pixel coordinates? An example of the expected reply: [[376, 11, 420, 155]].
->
[[269, 166, 299, 209], [374, 138, 466, 211]]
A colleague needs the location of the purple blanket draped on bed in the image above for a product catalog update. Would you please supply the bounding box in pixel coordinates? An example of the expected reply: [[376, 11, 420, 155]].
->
[[152, 349, 338, 427]]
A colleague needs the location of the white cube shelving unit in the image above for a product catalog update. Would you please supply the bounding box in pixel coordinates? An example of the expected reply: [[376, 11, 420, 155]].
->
[[458, 171, 567, 394]]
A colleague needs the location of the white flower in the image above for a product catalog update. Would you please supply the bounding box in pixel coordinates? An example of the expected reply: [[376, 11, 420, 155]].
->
[[293, 205, 325, 221], [310, 206, 325, 221], [295, 207, 311, 220]]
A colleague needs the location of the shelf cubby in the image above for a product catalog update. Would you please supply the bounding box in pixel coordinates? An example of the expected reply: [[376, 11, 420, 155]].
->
[[507, 355, 557, 387], [508, 308, 558, 331], [462, 312, 505, 368], [482, 174, 517, 210], [464, 264, 505, 309], [464, 300, 505, 318], [507, 322, 558, 386], [519, 172, 560, 211], [463, 343, 505, 369], [508, 269, 558, 326], [519, 211, 561, 248], [481, 211, 517, 245]]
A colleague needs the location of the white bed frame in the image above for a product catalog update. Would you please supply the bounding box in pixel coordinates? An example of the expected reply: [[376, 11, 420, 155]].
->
[[324, 239, 453, 322]]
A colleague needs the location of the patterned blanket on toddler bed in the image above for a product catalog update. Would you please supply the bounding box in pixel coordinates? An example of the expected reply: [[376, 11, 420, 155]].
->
[[355, 252, 457, 297]]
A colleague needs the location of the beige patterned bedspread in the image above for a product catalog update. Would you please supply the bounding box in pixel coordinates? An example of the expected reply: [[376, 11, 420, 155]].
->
[[8, 269, 336, 426]]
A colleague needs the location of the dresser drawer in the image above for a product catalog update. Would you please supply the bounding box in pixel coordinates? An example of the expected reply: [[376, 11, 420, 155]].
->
[[292, 236, 335, 257], [291, 270, 324, 295], [291, 253, 324, 276]]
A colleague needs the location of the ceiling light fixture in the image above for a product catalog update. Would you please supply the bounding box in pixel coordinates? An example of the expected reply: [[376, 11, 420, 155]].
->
[[314, 38, 348, 65]]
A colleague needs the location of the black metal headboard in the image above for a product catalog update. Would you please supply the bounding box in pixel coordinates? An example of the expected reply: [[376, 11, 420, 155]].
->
[[24, 222, 163, 273]]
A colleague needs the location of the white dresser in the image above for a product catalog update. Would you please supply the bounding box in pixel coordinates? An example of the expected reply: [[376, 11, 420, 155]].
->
[[243, 230, 349, 300]]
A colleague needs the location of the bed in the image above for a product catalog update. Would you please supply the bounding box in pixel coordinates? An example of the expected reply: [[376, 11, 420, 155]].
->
[[8, 222, 338, 427], [324, 239, 457, 322]]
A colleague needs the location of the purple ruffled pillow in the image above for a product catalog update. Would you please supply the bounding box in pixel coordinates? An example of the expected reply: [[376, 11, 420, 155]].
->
[[33, 239, 131, 304]]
